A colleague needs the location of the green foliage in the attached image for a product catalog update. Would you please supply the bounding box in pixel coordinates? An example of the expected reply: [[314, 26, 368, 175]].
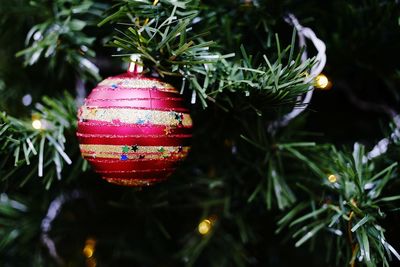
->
[[101, 0, 313, 108], [14, 0, 108, 81], [0, 92, 78, 188], [278, 144, 400, 266], [0, 0, 399, 266], [0, 194, 43, 264], [100, 0, 216, 72]]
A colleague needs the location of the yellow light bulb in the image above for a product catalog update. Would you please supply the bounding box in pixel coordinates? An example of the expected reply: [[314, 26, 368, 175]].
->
[[198, 219, 212, 235], [328, 174, 337, 183], [32, 119, 42, 130], [83, 238, 96, 258], [315, 74, 330, 89], [83, 246, 94, 258]]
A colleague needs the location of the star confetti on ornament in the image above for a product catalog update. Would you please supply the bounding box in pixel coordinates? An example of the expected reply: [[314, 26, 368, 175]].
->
[[131, 145, 139, 152], [158, 147, 165, 153], [111, 84, 118, 89], [164, 126, 172, 135], [122, 146, 130, 153], [121, 154, 128, 161], [88, 108, 98, 115], [137, 118, 146, 124], [173, 112, 184, 126], [178, 146, 183, 152], [139, 155, 145, 159]]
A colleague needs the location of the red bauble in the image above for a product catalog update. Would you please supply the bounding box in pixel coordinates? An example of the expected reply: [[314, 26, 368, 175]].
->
[[76, 66, 192, 186]]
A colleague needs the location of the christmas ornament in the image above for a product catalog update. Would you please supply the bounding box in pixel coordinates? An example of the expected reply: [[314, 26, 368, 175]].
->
[[77, 58, 192, 186]]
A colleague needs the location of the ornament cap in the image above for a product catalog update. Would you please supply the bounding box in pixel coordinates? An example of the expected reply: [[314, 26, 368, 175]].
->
[[128, 54, 144, 75]]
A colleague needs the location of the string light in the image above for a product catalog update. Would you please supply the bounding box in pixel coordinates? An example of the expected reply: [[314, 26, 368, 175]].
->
[[83, 238, 97, 267], [198, 219, 212, 235], [315, 74, 332, 90], [83, 238, 96, 258], [328, 174, 337, 183], [32, 119, 42, 130]]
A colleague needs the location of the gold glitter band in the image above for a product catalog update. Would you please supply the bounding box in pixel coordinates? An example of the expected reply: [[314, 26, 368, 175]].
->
[[99, 78, 178, 93], [103, 178, 164, 186], [82, 152, 187, 160], [80, 107, 192, 127], [80, 144, 189, 160], [80, 144, 189, 153]]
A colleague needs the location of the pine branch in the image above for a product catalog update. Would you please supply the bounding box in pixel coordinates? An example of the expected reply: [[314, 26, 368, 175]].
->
[[0, 193, 44, 266], [0, 92, 79, 188], [211, 43, 313, 112], [13, 0, 107, 81], [278, 144, 400, 266], [101, 0, 314, 108]]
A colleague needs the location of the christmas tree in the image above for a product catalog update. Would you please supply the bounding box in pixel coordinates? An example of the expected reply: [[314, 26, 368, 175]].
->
[[1, 0, 400, 266]]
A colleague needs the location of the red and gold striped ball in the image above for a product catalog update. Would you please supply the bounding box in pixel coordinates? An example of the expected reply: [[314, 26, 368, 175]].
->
[[77, 72, 192, 186]]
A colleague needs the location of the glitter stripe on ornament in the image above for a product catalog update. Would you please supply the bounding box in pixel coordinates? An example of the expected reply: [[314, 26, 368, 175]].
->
[[80, 144, 189, 160], [82, 152, 188, 160], [79, 107, 192, 127], [99, 77, 176, 92], [77, 122, 192, 136], [81, 149, 189, 160], [84, 99, 188, 112], [104, 178, 163, 186], [76, 133, 192, 146], [80, 144, 189, 154]]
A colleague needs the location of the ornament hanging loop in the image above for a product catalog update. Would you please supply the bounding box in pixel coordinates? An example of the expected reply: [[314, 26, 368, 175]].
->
[[128, 54, 144, 75]]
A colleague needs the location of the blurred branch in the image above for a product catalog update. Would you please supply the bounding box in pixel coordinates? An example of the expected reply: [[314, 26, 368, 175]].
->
[[337, 81, 400, 160], [14, 0, 107, 81], [41, 190, 84, 266], [278, 144, 400, 266]]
